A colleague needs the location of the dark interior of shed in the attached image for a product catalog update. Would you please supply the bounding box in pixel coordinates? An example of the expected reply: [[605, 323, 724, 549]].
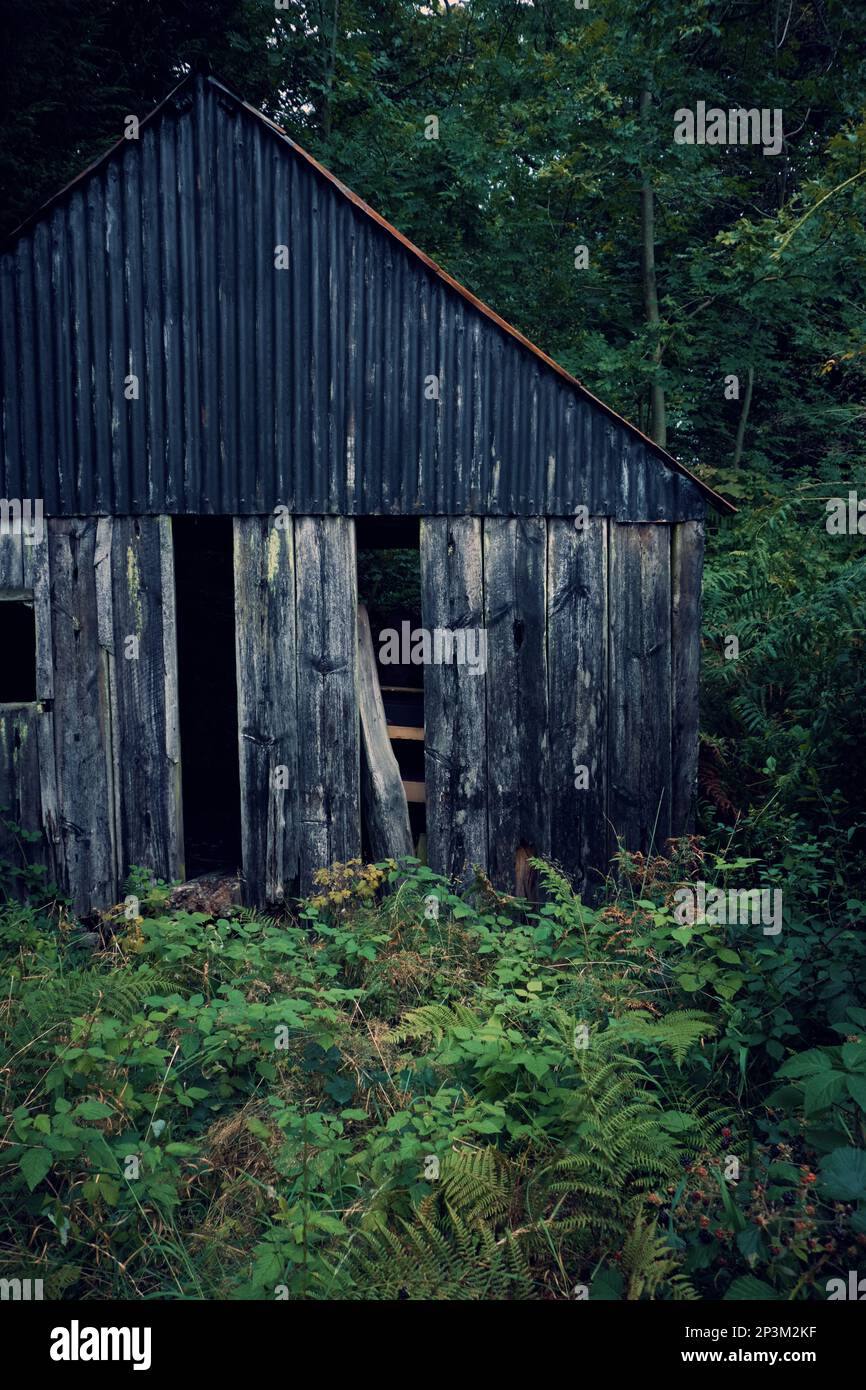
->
[[355, 517, 426, 853], [172, 517, 242, 879], [0, 598, 36, 703]]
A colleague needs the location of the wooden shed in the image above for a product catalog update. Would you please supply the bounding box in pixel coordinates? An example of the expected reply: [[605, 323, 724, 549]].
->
[[0, 72, 732, 914]]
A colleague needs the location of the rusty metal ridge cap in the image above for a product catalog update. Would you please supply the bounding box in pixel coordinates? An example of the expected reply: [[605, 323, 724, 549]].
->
[[2, 69, 736, 517]]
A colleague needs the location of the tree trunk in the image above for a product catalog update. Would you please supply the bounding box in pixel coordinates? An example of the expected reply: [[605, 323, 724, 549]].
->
[[731, 365, 754, 468], [640, 86, 666, 449]]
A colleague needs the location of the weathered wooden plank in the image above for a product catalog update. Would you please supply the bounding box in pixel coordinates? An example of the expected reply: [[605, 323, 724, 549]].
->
[[609, 522, 639, 857], [48, 518, 116, 910], [22, 527, 59, 884], [483, 517, 549, 894], [22, 528, 53, 700], [33, 705, 60, 887], [387, 724, 424, 742], [671, 520, 704, 835], [295, 516, 360, 890], [0, 526, 23, 588], [357, 602, 413, 861], [233, 515, 299, 904], [548, 517, 608, 899], [108, 516, 183, 887], [608, 523, 672, 860], [0, 704, 43, 890], [160, 518, 183, 869], [94, 517, 121, 879], [420, 516, 487, 883]]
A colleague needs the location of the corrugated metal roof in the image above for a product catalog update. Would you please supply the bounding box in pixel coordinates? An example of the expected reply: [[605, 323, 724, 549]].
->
[[0, 72, 733, 519]]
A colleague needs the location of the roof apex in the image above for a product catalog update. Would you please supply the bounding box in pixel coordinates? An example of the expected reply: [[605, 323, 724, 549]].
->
[[3, 68, 735, 515]]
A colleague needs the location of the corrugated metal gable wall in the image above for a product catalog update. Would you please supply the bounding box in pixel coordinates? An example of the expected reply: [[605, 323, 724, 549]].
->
[[0, 76, 705, 520]]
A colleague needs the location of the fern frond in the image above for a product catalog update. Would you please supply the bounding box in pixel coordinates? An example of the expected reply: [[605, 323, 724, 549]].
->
[[318, 1197, 535, 1300], [437, 1147, 515, 1226], [609, 1009, 718, 1065], [620, 1212, 699, 1301], [384, 1000, 482, 1045]]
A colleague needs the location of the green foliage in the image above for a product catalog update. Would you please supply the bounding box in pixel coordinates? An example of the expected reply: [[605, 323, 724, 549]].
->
[[701, 498, 866, 849], [319, 1199, 535, 1301], [0, 811, 62, 906], [3, 855, 859, 1301], [356, 549, 421, 632], [773, 1037, 866, 1136]]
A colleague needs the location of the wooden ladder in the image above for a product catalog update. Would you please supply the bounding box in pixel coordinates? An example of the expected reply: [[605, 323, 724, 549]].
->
[[380, 689, 425, 806], [357, 605, 423, 858]]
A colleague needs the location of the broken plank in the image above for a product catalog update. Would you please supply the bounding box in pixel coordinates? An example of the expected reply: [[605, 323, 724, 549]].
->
[[358, 602, 413, 861]]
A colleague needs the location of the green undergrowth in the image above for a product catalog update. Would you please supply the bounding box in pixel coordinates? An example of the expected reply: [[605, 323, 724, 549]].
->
[[1, 842, 864, 1301]]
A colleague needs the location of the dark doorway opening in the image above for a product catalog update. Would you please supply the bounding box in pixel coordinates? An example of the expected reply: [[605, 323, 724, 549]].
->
[[356, 517, 426, 852], [172, 517, 242, 878], [0, 598, 36, 702]]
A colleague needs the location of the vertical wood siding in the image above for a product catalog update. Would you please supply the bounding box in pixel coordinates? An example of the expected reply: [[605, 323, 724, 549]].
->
[[0, 525, 23, 588], [420, 517, 488, 883], [108, 517, 184, 884], [0, 519, 184, 910], [671, 520, 705, 834], [232, 515, 362, 900], [24, 527, 60, 881], [483, 518, 550, 892], [1, 510, 702, 910], [0, 527, 58, 885], [48, 519, 117, 910], [294, 516, 360, 891], [420, 516, 687, 894], [548, 517, 609, 899], [608, 523, 673, 858], [233, 515, 300, 904]]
